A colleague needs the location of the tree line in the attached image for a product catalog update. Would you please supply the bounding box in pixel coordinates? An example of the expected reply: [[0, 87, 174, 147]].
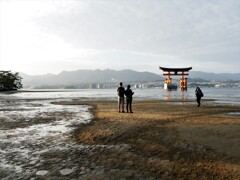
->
[[0, 71, 22, 91]]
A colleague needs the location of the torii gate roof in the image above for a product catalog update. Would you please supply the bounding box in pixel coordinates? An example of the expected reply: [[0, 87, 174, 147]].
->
[[159, 67, 192, 72]]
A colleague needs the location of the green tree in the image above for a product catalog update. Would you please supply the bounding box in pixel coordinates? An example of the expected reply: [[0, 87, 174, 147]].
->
[[0, 71, 23, 91]]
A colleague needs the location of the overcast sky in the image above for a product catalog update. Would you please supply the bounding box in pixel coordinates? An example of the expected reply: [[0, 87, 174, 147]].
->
[[0, 0, 239, 75]]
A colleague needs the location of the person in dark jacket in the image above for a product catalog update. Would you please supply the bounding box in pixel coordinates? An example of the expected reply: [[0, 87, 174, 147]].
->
[[117, 82, 125, 113], [195, 86, 203, 107], [125, 85, 134, 113]]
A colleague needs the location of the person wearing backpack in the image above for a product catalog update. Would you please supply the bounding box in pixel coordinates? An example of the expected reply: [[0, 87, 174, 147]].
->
[[125, 85, 134, 113], [117, 82, 125, 113], [195, 86, 203, 107]]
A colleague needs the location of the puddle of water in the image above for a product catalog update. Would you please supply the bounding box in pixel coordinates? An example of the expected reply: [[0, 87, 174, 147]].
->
[[36, 170, 49, 176], [165, 101, 195, 105], [60, 168, 73, 175], [228, 112, 240, 115]]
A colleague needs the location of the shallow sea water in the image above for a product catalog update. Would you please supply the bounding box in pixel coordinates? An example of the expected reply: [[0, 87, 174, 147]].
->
[[4, 87, 239, 104]]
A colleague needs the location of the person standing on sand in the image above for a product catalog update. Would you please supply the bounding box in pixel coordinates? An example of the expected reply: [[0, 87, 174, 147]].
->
[[125, 85, 134, 113], [195, 86, 203, 107], [117, 82, 125, 113]]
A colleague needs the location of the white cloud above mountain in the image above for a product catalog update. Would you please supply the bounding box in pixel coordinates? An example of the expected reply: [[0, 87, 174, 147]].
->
[[0, 0, 239, 74]]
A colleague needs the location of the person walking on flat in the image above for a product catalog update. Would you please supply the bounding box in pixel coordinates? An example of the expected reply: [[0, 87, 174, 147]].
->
[[195, 86, 203, 107], [117, 82, 125, 113], [125, 85, 134, 113]]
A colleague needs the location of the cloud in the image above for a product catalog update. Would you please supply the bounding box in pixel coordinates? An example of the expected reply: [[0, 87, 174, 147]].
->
[[1, 0, 239, 74], [35, 0, 240, 56]]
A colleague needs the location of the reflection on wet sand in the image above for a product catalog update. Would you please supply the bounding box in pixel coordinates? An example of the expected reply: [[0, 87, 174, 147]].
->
[[164, 91, 187, 102]]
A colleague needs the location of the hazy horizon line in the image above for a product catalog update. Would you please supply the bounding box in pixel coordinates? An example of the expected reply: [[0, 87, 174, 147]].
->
[[18, 68, 240, 76]]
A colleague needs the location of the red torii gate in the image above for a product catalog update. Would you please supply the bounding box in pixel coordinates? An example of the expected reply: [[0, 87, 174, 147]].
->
[[159, 67, 192, 91]]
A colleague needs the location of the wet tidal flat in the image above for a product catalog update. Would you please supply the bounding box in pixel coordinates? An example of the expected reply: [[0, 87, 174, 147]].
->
[[0, 98, 92, 179], [0, 98, 240, 179], [71, 99, 240, 179]]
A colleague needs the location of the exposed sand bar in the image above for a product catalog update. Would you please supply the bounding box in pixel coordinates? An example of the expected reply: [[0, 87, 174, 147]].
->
[[55, 99, 240, 179]]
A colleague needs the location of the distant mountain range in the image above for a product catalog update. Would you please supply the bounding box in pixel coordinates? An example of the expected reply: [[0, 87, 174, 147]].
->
[[189, 71, 240, 81], [20, 69, 162, 87], [20, 69, 240, 87]]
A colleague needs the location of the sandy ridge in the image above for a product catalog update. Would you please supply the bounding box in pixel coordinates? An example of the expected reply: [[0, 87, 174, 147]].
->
[[55, 99, 240, 179]]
